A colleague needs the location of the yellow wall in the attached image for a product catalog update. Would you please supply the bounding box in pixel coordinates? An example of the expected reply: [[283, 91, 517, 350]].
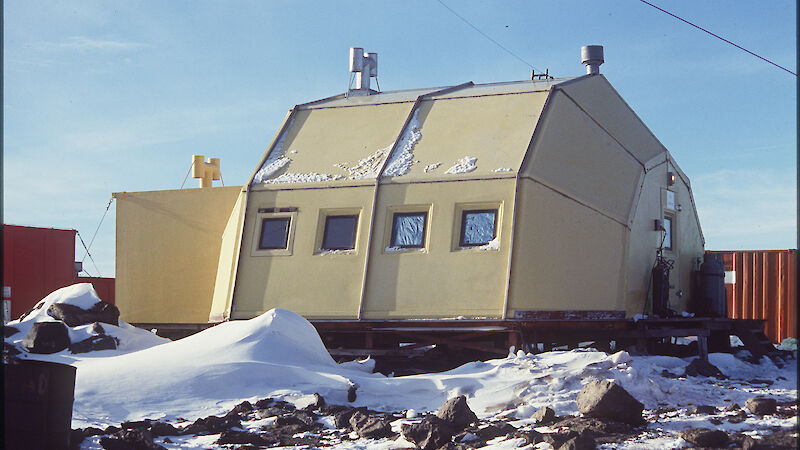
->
[[362, 179, 516, 318], [114, 186, 242, 323], [232, 185, 376, 319], [523, 89, 641, 224], [209, 190, 247, 322], [508, 178, 627, 313]]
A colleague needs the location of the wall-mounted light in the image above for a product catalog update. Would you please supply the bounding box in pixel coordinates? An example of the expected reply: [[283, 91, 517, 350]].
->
[[654, 219, 664, 231], [667, 172, 676, 186]]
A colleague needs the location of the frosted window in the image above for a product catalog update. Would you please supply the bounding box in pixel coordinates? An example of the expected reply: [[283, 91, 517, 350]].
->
[[322, 215, 358, 250], [460, 210, 497, 246], [666, 190, 676, 210], [259, 218, 290, 249], [391, 212, 427, 248], [663, 216, 673, 250]]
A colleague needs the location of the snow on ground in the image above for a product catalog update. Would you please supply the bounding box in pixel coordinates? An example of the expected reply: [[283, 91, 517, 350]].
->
[[5, 286, 797, 448]]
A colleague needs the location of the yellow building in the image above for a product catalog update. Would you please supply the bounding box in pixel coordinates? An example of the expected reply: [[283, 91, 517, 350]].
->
[[115, 49, 704, 336]]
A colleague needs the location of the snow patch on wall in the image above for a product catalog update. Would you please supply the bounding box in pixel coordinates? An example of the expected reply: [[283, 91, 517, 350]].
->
[[445, 156, 478, 174], [463, 237, 500, 251], [252, 118, 294, 184], [383, 110, 422, 177], [265, 172, 344, 184], [424, 163, 441, 173], [494, 167, 512, 172], [385, 246, 425, 253], [334, 145, 393, 179]]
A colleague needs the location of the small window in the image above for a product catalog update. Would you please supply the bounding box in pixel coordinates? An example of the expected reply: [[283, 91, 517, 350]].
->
[[460, 209, 498, 246], [663, 216, 673, 250], [322, 215, 358, 250], [259, 217, 291, 249], [391, 212, 427, 248]]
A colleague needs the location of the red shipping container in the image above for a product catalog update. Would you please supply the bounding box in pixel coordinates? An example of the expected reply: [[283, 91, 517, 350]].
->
[[3, 224, 115, 322], [709, 250, 797, 344]]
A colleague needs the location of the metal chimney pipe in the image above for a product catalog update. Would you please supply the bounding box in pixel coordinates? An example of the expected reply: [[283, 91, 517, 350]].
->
[[581, 45, 604, 74]]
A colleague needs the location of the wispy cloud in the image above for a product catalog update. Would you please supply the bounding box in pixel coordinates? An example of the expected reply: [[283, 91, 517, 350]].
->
[[35, 36, 151, 52], [693, 168, 796, 249]]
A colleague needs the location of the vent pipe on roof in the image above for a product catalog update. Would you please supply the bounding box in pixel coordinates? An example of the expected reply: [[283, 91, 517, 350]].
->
[[348, 47, 378, 97], [581, 45, 604, 75]]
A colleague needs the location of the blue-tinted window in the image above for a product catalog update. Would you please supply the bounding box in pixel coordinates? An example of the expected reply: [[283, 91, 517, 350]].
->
[[460, 210, 497, 246], [259, 217, 291, 249], [663, 216, 673, 250], [391, 212, 427, 248], [322, 215, 358, 250]]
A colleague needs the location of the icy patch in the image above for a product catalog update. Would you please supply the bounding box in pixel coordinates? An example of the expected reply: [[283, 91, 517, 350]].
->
[[424, 163, 441, 173], [445, 156, 478, 174], [265, 172, 344, 184], [778, 337, 797, 351], [385, 246, 425, 253], [253, 156, 291, 182], [316, 249, 355, 255], [633, 314, 647, 322], [252, 119, 294, 184], [383, 110, 422, 177], [493, 167, 513, 172], [461, 237, 500, 251], [335, 145, 393, 179]]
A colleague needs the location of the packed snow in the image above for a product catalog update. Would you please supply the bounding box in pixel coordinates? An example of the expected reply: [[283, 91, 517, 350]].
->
[[5, 285, 797, 449], [445, 156, 478, 174], [252, 119, 295, 184], [383, 110, 422, 177]]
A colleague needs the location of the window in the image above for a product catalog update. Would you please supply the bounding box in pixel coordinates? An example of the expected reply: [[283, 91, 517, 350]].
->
[[663, 215, 673, 250], [391, 212, 427, 248], [258, 217, 291, 249], [459, 209, 498, 246], [321, 215, 358, 250], [251, 209, 297, 256]]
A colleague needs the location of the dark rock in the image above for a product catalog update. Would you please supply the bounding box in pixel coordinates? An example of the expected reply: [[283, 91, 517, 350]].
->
[[273, 400, 295, 411], [659, 369, 679, 379], [474, 421, 517, 439], [121, 419, 151, 429], [70, 334, 119, 354], [22, 321, 70, 354], [742, 430, 798, 449], [348, 410, 393, 439], [254, 398, 274, 409], [745, 396, 777, 415], [515, 429, 545, 445], [726, 411, 747, 423], [48, 301, 120, 327], [4, 325, 19, 337], [558, 431, 596, 450], [551, 416, 634, 437], [708, 417, 723, 425], [101, 428, 165, 450], [105, 425, 122, 434], [689, 405, 717, 415], [543, 432, 572, 448], [576, 380, 644, 425], [347, 383, 358, 402], [724, 403, 741, 412], [319, 403, 351, 416], [683, 358, 726, 378], [217, 430, 271, 446], [435, 395, 479, 430], [308, 392, 326, 409], [149, 421, 180, 437], [182, 414, 240, 435], [531, 406, 556, 424], [334, 407, 361, 429], [679, 428, 729, 447], [91, 322, 106, 335], [748, 378, 774, 386], [401, 415, 455, 450], [255, 406, 288, 419], [276, 411, 316, 428], [230, 400, 254, 415]]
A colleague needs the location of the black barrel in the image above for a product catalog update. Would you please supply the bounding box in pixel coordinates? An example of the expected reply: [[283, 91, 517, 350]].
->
[[698, 253, 727, 317], [4, 360, 77, 450]]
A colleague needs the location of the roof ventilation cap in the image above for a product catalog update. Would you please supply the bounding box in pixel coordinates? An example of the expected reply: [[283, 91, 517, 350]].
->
[[581, 45, 604, 75], [348, 47, 378, 97]]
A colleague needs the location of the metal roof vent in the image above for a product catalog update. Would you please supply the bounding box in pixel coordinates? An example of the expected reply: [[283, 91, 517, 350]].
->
[[581, 45, 604, 75], [348, 47, 378, 97]]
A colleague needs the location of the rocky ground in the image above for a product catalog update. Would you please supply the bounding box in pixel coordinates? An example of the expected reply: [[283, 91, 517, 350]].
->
[[72, 383, 797, 449]]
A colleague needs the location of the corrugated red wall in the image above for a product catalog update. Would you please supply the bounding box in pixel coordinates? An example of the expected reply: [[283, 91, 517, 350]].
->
[[3, 224, 115, 322], [709, 250, 797, 344]]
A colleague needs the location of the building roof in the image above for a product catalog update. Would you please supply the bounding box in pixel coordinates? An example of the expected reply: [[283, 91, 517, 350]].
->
[[249, 78, 578, 189]]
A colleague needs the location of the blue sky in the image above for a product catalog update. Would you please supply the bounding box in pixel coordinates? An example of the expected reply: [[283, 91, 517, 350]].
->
[[4, 1, 796, 277]]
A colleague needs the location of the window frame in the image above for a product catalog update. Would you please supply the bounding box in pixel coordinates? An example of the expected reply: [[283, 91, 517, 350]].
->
[[458, 209, 499, 247], [452, 201, 502, 251], [321, 214, 359, 251], [390, 211, 429, 249], [257, 217, 292, 250], [250, 209, 297, 257], [314, 208, 362, 255], [662, 214, 674, 251]]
